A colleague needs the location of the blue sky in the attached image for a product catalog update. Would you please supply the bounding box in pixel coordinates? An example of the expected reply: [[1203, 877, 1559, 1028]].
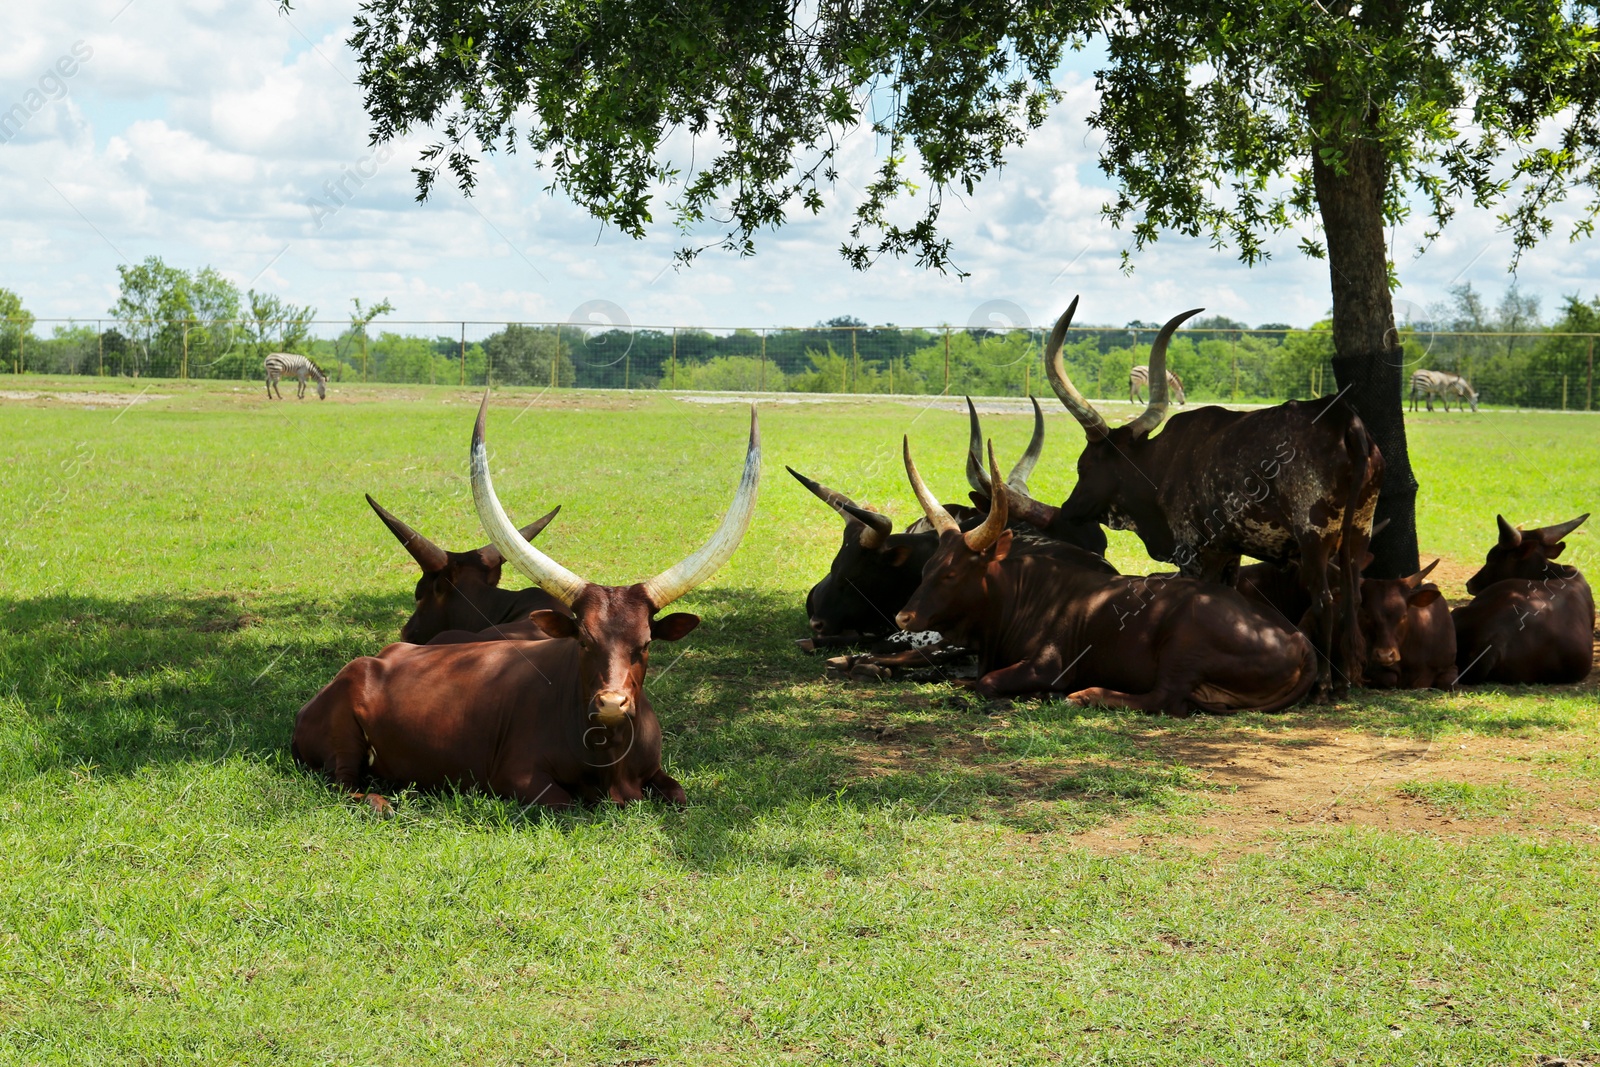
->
[[4, 0, 1598, 340]]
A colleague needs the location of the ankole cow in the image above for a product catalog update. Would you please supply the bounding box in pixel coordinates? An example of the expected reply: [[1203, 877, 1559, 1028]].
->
[[1454, 514, 1594, 685], [292, 398, 761, 810], [893, 439, 1316, 714], [1026, 297, 1383, 697], [1356, 559, 1457, 689], [366, 494, 565, 644]]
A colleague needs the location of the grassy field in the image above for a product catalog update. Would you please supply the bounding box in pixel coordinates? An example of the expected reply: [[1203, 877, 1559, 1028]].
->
[[1, 376, 1597, 1065]]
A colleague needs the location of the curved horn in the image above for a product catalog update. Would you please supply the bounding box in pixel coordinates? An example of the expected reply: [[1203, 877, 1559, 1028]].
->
[[1496, 514, 1522, 548], [470, 394, 589, 607], [964, 441, 1009, 552], [477, 504, 561, 568], [1044, 297, 1109, 441], [366, 494, 449, 574], [903, 436, 959, 535], [786, 466, 893, 548], [964, 397, 987, 495], [640, 405, 762, 610], [1127, 307, 1204, 438], [1404, 558, 1440, 590], [1007, 396, 1045, 493], [1529, 512, 1589, 544]]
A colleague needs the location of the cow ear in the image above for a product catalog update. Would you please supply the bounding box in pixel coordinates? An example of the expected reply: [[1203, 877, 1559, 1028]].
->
[[990, 528, 1013, 562], [1408, 587, 1441, 608], [651, 612, 701, 642], [1358, 551, 1375, 573], [1546, 540, 1566, 559], [885, 543, 915, 567], [527, 610, 577, 639]]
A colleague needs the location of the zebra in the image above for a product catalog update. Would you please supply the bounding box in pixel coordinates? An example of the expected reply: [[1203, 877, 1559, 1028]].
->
[[1409, 369, 1478, 413], [264, 353, 328, 400], [1129, 364, 1187, 406]]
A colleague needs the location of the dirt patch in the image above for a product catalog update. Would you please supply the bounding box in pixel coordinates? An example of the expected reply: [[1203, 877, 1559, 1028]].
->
[[1077, 726, 1600, 856], [0, 389, 169, 406]]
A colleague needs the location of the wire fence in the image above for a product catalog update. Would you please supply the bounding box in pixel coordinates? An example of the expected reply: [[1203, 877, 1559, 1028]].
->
[[2, 317, 1597, 410]]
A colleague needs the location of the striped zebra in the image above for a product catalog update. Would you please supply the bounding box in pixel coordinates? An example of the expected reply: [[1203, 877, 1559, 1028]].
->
[[264, 353, 327, 400], [1129, 364, 1187, 406], [1409, 369, 1478, 413]]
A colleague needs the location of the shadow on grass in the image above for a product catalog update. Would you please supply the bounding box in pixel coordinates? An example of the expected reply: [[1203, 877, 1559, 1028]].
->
[[0, 587, 1586, 869]]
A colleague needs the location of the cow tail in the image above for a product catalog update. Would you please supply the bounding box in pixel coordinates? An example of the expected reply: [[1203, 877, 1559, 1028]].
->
[[1336, 419, 1373, 686]]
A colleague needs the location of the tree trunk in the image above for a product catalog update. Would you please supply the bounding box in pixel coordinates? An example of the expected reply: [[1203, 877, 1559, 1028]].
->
[[1311, 134, 1421, 580]]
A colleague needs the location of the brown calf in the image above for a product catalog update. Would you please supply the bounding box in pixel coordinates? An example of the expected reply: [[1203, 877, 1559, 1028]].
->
[[893, 439, 1316, 715], [1454, 514, 1594, 685], [1357, 560, 1457, 689], [293, 398, 761, 809], [367, 493, 564, 643]]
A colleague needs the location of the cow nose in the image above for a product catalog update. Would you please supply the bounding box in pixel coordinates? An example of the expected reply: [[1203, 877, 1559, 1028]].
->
[[593, 690, 633, 726], [894, 610, 914, 631], [1374, 647, 1401, 666], [809, 616, 828, 636]]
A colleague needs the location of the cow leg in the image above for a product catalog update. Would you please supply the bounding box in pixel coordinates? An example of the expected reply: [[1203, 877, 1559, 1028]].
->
[[1297, 537, 1337, 701], [506, 772, 575, 810], [1066, 685, 1192, 717], [645, 768, 688, 806], [608, 780, 647, 805], [973, 657, 1067, 699], [291, 669, 374, 793]]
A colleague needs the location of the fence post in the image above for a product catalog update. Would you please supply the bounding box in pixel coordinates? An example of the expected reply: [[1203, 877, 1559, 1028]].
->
[[361, 332, 368, 382], [181, 321, 189, 381], [759, 330, 767, 392], [624, 345, 630, 390], [943, 327, 950, 392], [460, 323, 466, 387], [98, 320, 104, 377], [671, 327, 678, 389], [1563, 374, 1569, 411], [1588, 337, 1594, 411], [17, 321, 23, 375]]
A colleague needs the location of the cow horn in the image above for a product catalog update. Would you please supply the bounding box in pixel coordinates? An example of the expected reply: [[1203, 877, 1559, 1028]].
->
[[477, 505, 561, 568], [1127, 307, 1204, 438], [964, 397, 987, 496], [1496, 514, 1522, 548], [1529, 512, 1589, 545], [1008, 396, 1045, 494], [470, 394, 589, 607], [787, 466, 892, 549], [640, 404, 762, 610], [366, 494, 449, 574], [1405, 558, 1440, 590], [903, 436, 959, 535], [964, 441, 1008, 553], [1044, 297, 1109, 441]]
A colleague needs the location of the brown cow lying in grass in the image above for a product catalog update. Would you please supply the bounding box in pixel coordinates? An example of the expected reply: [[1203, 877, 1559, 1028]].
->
[[1357, 559, 1457, 689], [293, 398, 761, 811], [1454, 514, 1593, 685], [891, 439, 1316, 715]]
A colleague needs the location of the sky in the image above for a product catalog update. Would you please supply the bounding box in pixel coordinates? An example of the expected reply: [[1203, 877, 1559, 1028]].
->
[[4, 0, 1600, 340]]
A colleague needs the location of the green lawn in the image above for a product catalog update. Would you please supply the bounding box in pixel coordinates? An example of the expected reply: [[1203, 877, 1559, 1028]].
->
[[1, 377, 1597, 1065]]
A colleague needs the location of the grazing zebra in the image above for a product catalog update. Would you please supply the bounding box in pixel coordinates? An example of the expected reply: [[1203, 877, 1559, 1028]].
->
[[1409, 369, 1478, 413], [264, 353, 327, 400], [1129, 364, 1187, 406]]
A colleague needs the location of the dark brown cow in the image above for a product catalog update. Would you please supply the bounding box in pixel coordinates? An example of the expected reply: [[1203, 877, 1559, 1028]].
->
[[892, 439, 1316, 714], [1357, 560, 1457, 689], [1454, 514, 1594, 685], [293, 398, 761, 810], [366, 494, 565, 644], [1031, 297, 1383, 698]]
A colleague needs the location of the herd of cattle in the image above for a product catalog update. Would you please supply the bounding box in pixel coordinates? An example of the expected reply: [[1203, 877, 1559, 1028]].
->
[[291, 301, 1593, 812]]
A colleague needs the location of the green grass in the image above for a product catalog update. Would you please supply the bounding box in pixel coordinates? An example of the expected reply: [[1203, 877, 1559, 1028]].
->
[[1, 376, 1597, 1065], [1396, 780, 1529, 817]]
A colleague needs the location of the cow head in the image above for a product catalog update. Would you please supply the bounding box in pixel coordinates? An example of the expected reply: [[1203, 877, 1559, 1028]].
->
[[1046, 298, 1203, 558], [788, 467, 927, 637], [471, 394, 759, 730], [1358, 559, 1442, 669], [894, 437, 1011, 643], [367, 493, 560, 644], [1466, 513, 1588, 593]]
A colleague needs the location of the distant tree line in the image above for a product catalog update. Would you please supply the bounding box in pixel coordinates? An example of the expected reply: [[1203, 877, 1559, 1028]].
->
[[1, 270, 1596, 408]]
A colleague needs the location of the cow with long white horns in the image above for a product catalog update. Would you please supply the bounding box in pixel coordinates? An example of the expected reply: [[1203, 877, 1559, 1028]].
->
[[292, 397, 761, 810], [1007, 297, 1384, 698], [894, 439, 1317, 713]]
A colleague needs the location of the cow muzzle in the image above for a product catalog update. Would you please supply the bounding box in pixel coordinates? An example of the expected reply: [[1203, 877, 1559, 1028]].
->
[[1372, 647, 1401, 667], [894, 610, 916, 632], [592, 690, 634, 727], [809, 616, 829, 636]]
